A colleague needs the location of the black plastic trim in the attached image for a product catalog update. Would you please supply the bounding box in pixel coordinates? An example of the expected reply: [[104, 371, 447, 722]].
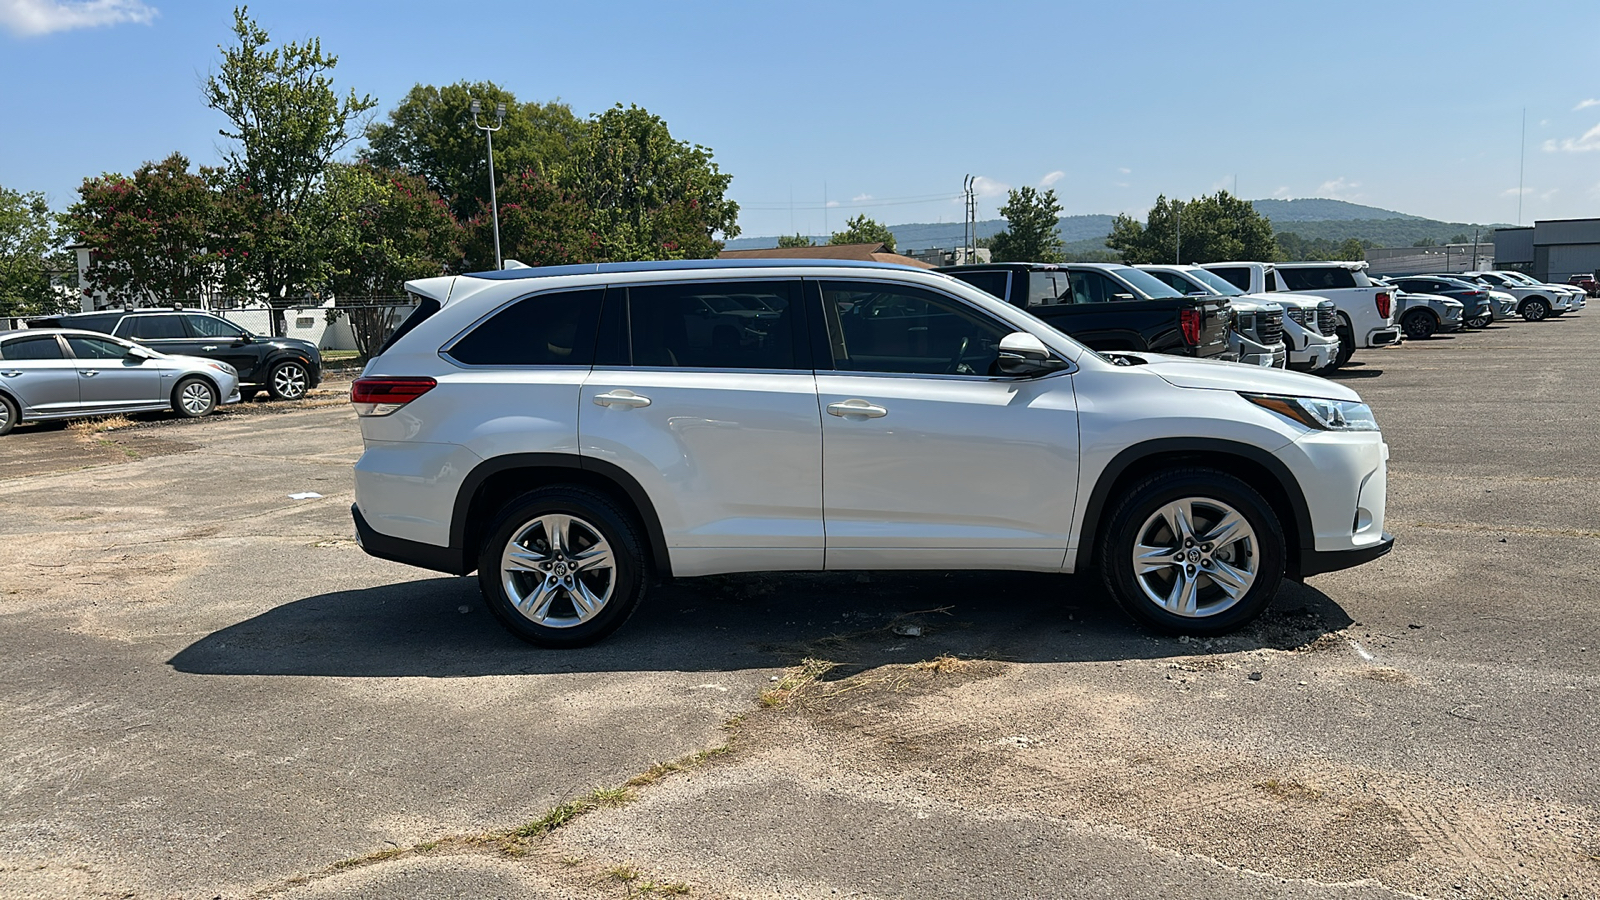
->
[[352, 504, 468, 575], [1073, 438, 1317, 576], [1298, 533, 1394, 576]]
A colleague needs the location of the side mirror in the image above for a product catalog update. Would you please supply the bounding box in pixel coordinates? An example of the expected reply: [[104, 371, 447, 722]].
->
[[997, 331, 1069, 376], [124, 345, 155, 360], [1112, 293, 1136, 302]]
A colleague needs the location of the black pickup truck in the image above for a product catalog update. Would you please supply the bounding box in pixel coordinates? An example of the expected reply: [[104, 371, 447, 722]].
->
[[939, 262, 1233, 359]]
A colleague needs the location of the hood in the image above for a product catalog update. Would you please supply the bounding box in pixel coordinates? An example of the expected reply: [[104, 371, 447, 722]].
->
[[1118, 353, 1362, 402], [258, 335, 319, 355]]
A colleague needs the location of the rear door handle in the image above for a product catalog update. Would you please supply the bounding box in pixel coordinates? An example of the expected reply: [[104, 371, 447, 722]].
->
[[80, 370, 99, 377], [593, 390, 652, 409], [827, 399, 888, 418], [202, 345, 219, 351], [1, 371, 20, 377]]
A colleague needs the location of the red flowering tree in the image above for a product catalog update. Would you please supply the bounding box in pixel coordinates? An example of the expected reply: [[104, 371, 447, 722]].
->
[[463, 170, 599, 271]]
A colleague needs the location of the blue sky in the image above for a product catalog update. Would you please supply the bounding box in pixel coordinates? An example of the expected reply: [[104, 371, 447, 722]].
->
[[4, 0, 1598, 238]]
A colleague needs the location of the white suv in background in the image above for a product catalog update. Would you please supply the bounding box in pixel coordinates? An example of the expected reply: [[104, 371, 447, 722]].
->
[[1139, 264, 1340, 373], [351, 260, 1393, 646]]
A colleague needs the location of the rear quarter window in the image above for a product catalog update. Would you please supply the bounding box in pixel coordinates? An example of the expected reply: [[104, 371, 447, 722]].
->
[[446, 288, 603, 366], [1207, 267, 1250, 291], [1279, 267, 1358, 291], [950, 270, 1011, 302]]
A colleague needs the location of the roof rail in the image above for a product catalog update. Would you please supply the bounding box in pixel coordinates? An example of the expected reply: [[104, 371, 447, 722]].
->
[[463, 258, 923, 281]]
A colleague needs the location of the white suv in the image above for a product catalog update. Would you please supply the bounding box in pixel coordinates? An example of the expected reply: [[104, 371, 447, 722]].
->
[[351, 260, 1393, 646]]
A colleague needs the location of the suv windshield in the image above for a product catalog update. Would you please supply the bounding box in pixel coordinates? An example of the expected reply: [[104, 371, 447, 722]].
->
[[1108, 267, 1185, 299], [1181, 268, 1244, 296]]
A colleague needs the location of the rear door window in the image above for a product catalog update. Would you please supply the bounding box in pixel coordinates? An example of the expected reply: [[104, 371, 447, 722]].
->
[[1206, 267, 1250, 291], [446, 288, 603, 367], [625, 281, 800, 370], [949, 270, 1011, 302], [127, 315, 191, 339], [1067, 270, 1126, 303], [1, 335, 66, 360], [1026, 271, 1072, 306], [186, 315, 245, 339]]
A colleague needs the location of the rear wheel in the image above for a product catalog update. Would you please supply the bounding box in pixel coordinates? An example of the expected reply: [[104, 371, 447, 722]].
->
[[1401, 310, 1436, 340], [477, 486, 649, 648], [0, 393, 18, 436], [172, 377, 217, 418], [1098, 468, 1285, 635], [1522, 297, 1549, 322]]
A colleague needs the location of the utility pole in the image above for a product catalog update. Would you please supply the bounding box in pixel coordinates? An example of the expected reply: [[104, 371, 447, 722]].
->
[[1175, 203, 1182, 264], [1471, 228, 1480, 269], [1518, 107, 1526, 225], [470, 98, 506, 270]]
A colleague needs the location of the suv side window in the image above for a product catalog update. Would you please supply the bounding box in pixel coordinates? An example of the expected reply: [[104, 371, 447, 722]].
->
[[1, 335, 66, 360], [819, 281, 1010, 376], [1026, 271, 1072, 306], [186, 314, 245, 339], [626, 281, 799, 370], [1068, 270, 1126, 303], [1208, 267, 1250, 291], [127, 315, 191, 340], [447, 288, 603, 367], [949, 270, 1010, 302], [1147, 271, 1195, 294]]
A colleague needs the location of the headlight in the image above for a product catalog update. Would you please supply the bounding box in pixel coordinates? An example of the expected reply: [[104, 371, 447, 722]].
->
[[206, 361, 237, 375], [1241, 393, 1379, 431]]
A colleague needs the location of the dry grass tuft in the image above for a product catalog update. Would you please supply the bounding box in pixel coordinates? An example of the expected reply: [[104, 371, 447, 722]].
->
[[69, 415, 133, 433], [759, 657, 837, 707]]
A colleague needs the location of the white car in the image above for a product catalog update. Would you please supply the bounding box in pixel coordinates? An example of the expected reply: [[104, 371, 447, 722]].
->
[[1139, 264, 1339, 372], [0, 328, 240, 436], [1463, 271, 1573, 321], [351, 260, 1393, 646]]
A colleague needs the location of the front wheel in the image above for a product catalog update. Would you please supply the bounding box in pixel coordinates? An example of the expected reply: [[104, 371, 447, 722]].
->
[[268, 360, 311, 400], [1401, 311, 1436, 340], [172, 377, 218, 418], [477, 486, 649, 648], [1522, 298, 1549, 322], [1098, 468, 1285, 635]]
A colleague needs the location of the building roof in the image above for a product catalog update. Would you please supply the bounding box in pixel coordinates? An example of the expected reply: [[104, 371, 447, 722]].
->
[[717, 242, 937, 269]]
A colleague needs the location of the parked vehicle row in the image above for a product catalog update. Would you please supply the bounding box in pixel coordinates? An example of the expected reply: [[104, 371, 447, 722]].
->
[[349, 258, 1394, 648]]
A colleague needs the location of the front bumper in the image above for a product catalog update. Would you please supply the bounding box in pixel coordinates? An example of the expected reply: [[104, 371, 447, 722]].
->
[[1299, 532, 1395, 576]]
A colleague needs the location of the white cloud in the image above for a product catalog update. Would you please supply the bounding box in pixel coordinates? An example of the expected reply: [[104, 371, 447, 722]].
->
[[850, 193, 872, 203], [1502, 187, 1533, 197], [1541, 188, 1559, 201], [970, 175, 1010, 198], [1540, 119, 1550, 127], [1575, 99, 1600, 111], [1543, 123, 1600, 152], [0, 0, 157, 37], [1039, 170, 1064, 188], [825, 200, 840, 208], [1271, 186, 1291, 199], [1117, 167, 1131, 175], [1317, 177, 1362, 200]]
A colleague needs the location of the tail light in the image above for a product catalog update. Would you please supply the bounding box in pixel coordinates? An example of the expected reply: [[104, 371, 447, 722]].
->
[[351, 376, 436, 417], [1375, 291, 1392, 319], [1179, 308, 1201, 346]]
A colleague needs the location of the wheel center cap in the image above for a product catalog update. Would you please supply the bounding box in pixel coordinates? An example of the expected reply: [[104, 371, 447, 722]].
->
[[555, 562, 568, 575], [1187, 549, 1201, 563]]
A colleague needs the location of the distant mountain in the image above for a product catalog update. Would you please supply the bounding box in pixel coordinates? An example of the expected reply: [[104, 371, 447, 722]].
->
[[725, 198, 1502, 258], [1247, 199, 1422, 223]]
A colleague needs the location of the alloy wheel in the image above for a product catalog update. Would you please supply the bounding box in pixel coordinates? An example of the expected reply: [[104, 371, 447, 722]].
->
[[1131, 497, 1258, 618], [272, 362, 309, 400], [500, 514, 616, 628], [180, 381, 215, 416]]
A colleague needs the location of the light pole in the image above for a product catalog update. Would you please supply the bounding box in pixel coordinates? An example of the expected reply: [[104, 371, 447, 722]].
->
[[470, 98, 506, 270]]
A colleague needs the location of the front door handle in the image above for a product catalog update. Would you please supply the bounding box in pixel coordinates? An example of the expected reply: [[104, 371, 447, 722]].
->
[[202, 345, 219, 351], [80, 370, 99, 377], [593, 390, 652, 409], [0, 370, 20, 377], [827, 399, 888, 418]]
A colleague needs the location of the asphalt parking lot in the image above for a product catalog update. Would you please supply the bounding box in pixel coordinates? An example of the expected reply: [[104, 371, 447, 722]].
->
[[2, 318, 1597, 900]]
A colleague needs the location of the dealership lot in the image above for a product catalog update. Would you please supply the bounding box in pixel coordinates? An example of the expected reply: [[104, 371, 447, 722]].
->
[[2, 320, 1597, 899]]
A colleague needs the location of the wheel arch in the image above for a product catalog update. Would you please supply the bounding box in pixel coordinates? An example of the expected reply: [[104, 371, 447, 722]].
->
[[0, 387, 21, 425], [1075, 438, 1314, 578], [170, 372, 223, 405], [453, 453, 671, 579]]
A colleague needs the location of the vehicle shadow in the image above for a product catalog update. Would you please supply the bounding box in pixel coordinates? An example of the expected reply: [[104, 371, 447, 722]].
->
[[1324, 366, 1383, 379], [167, 571, 1354, 678]]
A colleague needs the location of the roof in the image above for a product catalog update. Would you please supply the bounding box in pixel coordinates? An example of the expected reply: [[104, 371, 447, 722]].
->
[[717, 243, 938, 269], [463, 256, 933, 281]]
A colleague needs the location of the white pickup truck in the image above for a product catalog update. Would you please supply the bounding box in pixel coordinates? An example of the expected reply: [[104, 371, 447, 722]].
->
[[1203, 261, 1400, 369]]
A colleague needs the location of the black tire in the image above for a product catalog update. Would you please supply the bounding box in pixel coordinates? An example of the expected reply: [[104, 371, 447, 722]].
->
[[1321, 321, 1356, 371], [0, 393, 18, 436], [268, 360, 311, 400], [239, 388, 260, 403], [172, 377, 218, 418], [1097, 467, 1286, 635], [1465, 314, 1490, 329], [1522, 297, 1549, 322], [1401, 310, 1437, 340], [477, 486, 649, 648]]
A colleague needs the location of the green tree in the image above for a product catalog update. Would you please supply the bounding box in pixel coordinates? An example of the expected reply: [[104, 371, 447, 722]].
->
[[1337, 238, 1366, 261], [1412, 237, 1439, 248], [1107, 191, 1275, 264], [311, 163, 462, 297], [1, 185, 72, 317], [464, 169, 598, 271], [829, 214, 896, 251], [364, 81, 583, 222], [203, 6, 377, 304], [68, 154, 228, 305], [558, 104, 739, 260], [989, 187, 1064, 263], [776, 233, 814, 248]]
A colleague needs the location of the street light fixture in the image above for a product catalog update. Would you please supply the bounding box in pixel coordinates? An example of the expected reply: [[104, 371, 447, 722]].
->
[[470, 98, 507, 270]]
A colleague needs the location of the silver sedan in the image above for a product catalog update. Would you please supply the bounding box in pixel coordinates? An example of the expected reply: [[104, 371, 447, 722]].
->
[[0, 328, 241, 436]]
